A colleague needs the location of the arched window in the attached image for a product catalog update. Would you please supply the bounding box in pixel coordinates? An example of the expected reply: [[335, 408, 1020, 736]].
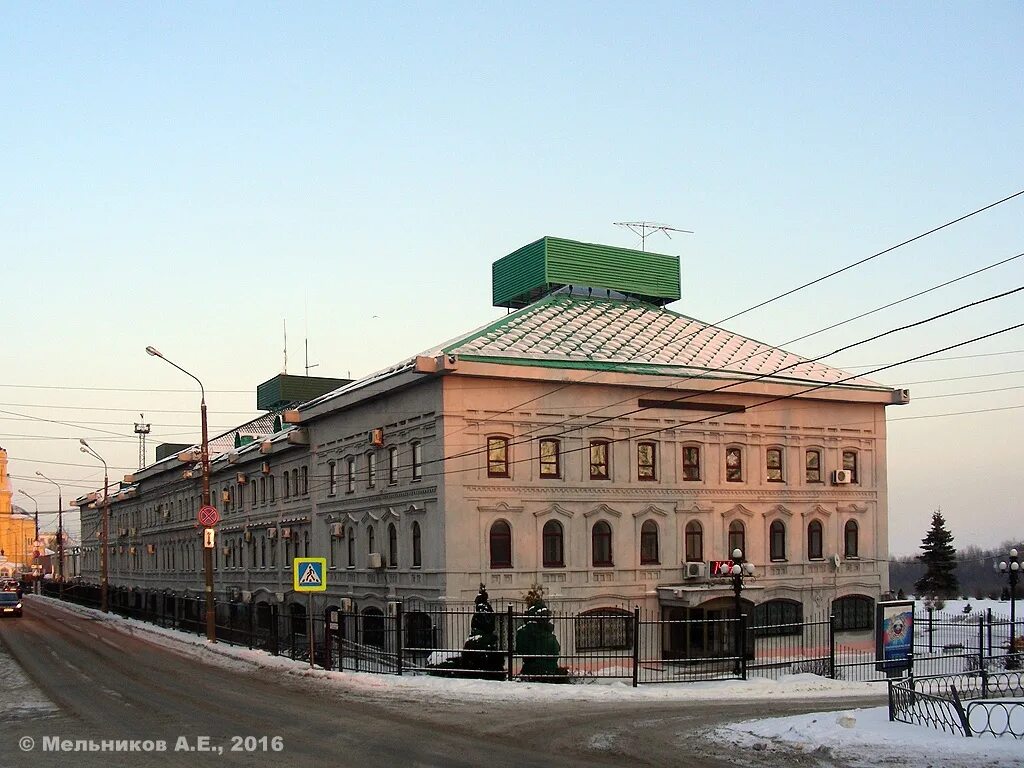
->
[[283, 472, 290, 498], [303, 529, 310, 557], [844, 520, 859, 559], [805, 449, 822, 483], [833, 594, 874, 631], [637, 442, 657, 480], [684, 521, 703, 562], [268, 475, 275, 502], [592, 521, 613, 567], [728, 520, 745, 556], [753, 599, 804, 637], [542, 520, 564, 567], [347, 528, 355, 567], [489, 520, 512, 568], [291, 468, 299, 495], [766, 448, 784, 482], [576, 608, 632, 650], [807, 520, 824, 560], [487, 437, 510, 478], [388, 523, 398, 567], [411, 521, 422, 567], [769, 520, 786, 561], [539, 438, 560, 478], [640, 520, 659, 564]]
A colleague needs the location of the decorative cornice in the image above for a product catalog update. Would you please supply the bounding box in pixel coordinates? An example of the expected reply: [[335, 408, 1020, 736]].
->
[[763, 504, 793, 519], [722, 503, 755, 519], [837, 502, 869, 514], [462, 484, 877, 502], [583, 503, 622, 519], [533, 503, 574, 520], [477, 501, 524, 515], [678, 501, 714, 515], [633, 504, 669, 519], [804, 504, 833, 518]]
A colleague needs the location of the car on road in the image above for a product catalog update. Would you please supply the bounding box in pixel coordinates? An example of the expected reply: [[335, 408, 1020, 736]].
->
[[0, 591, 23, 617]]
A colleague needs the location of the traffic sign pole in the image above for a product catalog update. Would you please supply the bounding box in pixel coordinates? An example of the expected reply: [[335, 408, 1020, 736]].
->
[[308, 593, 315, 669]]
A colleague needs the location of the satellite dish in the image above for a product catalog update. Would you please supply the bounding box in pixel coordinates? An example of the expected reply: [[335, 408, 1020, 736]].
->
[[830, 553, 842, 569]]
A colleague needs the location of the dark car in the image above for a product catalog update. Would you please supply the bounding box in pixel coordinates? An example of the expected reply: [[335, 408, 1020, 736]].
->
[[0, 591, 22, 617]]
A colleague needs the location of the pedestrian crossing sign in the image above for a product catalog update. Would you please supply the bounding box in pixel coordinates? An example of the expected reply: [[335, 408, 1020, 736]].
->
[[293, 557, 328, 592]]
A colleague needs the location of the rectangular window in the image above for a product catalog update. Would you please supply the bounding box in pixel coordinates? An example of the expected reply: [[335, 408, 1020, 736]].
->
[[637, 442, 656, 481], [268, 475, 275, 502], [766, 448, 783, 482], [805, 450, 821, 483], [726, 447, 743, 482], [328, 461, 337, 495], [589, 440, 610, 480], [388, 447, 398, 485], [843, 451, 858, 483], [411, 442, 423, 481], [367, 454, 377, 488], [347, 458, 355, 493], [682, 446, 700, 481], [301, 466, 308, 495], [487, 437, 509, 478], [539, 438, 560, 478]]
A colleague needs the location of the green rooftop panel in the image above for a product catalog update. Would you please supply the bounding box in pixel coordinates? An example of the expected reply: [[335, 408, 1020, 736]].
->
[[492, 236, 681, 309], [257, 374, 352, 412]]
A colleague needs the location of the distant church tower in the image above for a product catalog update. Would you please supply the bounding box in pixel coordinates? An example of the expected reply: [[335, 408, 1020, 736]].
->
[[0, 447, 37, 572]]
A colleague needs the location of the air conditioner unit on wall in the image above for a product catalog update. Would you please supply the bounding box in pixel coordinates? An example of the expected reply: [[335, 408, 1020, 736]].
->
[[331, 523, 345, 538], [243, 529, 252, 542], [340, 597, 353, 612], [281, 527, 292, 539], [236, 473, 248, 484], [832, 469, 852, 485], [370, 428, 385, 447], [267, 528, 277, 539], [368, 552, 383, 569], [683, 562, 707, 579]]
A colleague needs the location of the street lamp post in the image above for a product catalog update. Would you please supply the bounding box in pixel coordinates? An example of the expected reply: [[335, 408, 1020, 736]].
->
[[730, 547, 755, 675], [998, 548, 1020, 669], [147, 345, 215, 643], [80, 439, 110, 613], [17, 489, 39, 583], [36, 471, 65, 597]]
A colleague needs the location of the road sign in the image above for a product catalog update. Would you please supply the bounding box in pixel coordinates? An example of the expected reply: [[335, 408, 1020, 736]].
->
[[293, 557, 327, 592], [198, 505, 220, 527], [203, 528, 216, 549]]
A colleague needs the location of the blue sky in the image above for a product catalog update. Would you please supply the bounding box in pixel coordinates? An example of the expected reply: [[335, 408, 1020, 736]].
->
[[2, 2, 1022, 556]]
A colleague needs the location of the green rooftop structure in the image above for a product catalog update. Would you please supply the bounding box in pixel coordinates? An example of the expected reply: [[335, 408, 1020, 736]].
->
[[256, 374, 352, 412], [491, 236, 681, 309]]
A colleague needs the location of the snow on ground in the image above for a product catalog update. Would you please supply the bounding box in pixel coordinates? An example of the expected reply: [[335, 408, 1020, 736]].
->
[[711, 706, 1022, 767], [0, 630, 58, 721], [27, 595, 1024, 765]]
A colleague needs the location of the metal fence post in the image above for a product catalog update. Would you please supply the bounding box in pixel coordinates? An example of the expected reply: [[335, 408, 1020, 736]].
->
[[887, 680, 895, 721], [928, 607, 934, 654], [506, 604, 514, 681], [829, 613, 836, 679], [248, 604, 254, 650], [987, 608, 993, 658], [396, 603, 404, 676], [740, 613, 748, 681], [271, 604, 279, 656], [978, 615, 985, 676], [631, 606, 640, 688]]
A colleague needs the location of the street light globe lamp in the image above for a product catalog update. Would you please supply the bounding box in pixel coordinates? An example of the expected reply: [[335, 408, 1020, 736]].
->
[[79, 439, 110, 613], [36, 470, 66, 595], [729, 548, 755, 675], [999, 548, 1021, 669]]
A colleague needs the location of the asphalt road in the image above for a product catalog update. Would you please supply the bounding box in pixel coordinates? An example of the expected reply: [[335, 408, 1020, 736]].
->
[[0, 597, 885, 768]]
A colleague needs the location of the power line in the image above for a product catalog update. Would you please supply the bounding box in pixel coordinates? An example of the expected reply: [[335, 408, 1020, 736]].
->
[[899, 369, 1024, 386], [0, 384, 253, 394], [716, 187, 1024, 325], [913, 385, 1024, 400], [841, 348, 1024, 369]]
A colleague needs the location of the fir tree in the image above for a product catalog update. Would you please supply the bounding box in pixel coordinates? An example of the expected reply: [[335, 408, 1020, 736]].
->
[[914, 510, 959, 599]]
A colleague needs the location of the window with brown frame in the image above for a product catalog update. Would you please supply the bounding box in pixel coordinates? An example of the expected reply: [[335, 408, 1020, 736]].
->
[[805, 449, 822, 483], [728, 520, 745, 556], [844, 520, 859, 559], [539, 438, 560, 478], [542, 520, 564, 567], [590, 440, 610, 480], [682, 446, 701, 481], [807, 520, 824, 560], [770, 520, 787, 561], [592, 520, 613, 566], [487, 437, 510, 478], [843, 451, 859, 483], [489, 520, 512, 568], [412, 521, 422, 567], [726, 447, 743, 482], [640, 520, 659, 564], [637, 442, 656, 481], [766, 448, 784, 482], [685, 521, 703, 562]]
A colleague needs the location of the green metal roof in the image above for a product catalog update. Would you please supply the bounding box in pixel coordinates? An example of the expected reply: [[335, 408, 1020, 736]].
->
[[492, 236, 681, 308], [257, 374, 353, 412]]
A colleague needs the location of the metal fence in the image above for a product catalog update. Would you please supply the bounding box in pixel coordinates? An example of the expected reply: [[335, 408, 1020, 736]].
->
[[889, 670, 1024, 739], [37, 583, 1024, 688]]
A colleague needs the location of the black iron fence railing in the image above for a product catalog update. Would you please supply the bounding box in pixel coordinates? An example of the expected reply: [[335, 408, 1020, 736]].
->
[[36, 582, 1024, 688], [890, 671, 1024, 739]]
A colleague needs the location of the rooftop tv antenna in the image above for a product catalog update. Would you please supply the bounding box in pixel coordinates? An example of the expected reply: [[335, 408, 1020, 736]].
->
[[613, 221, 693, 251], [133, 414, 151, 469], [304, 294, 318, 376]]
